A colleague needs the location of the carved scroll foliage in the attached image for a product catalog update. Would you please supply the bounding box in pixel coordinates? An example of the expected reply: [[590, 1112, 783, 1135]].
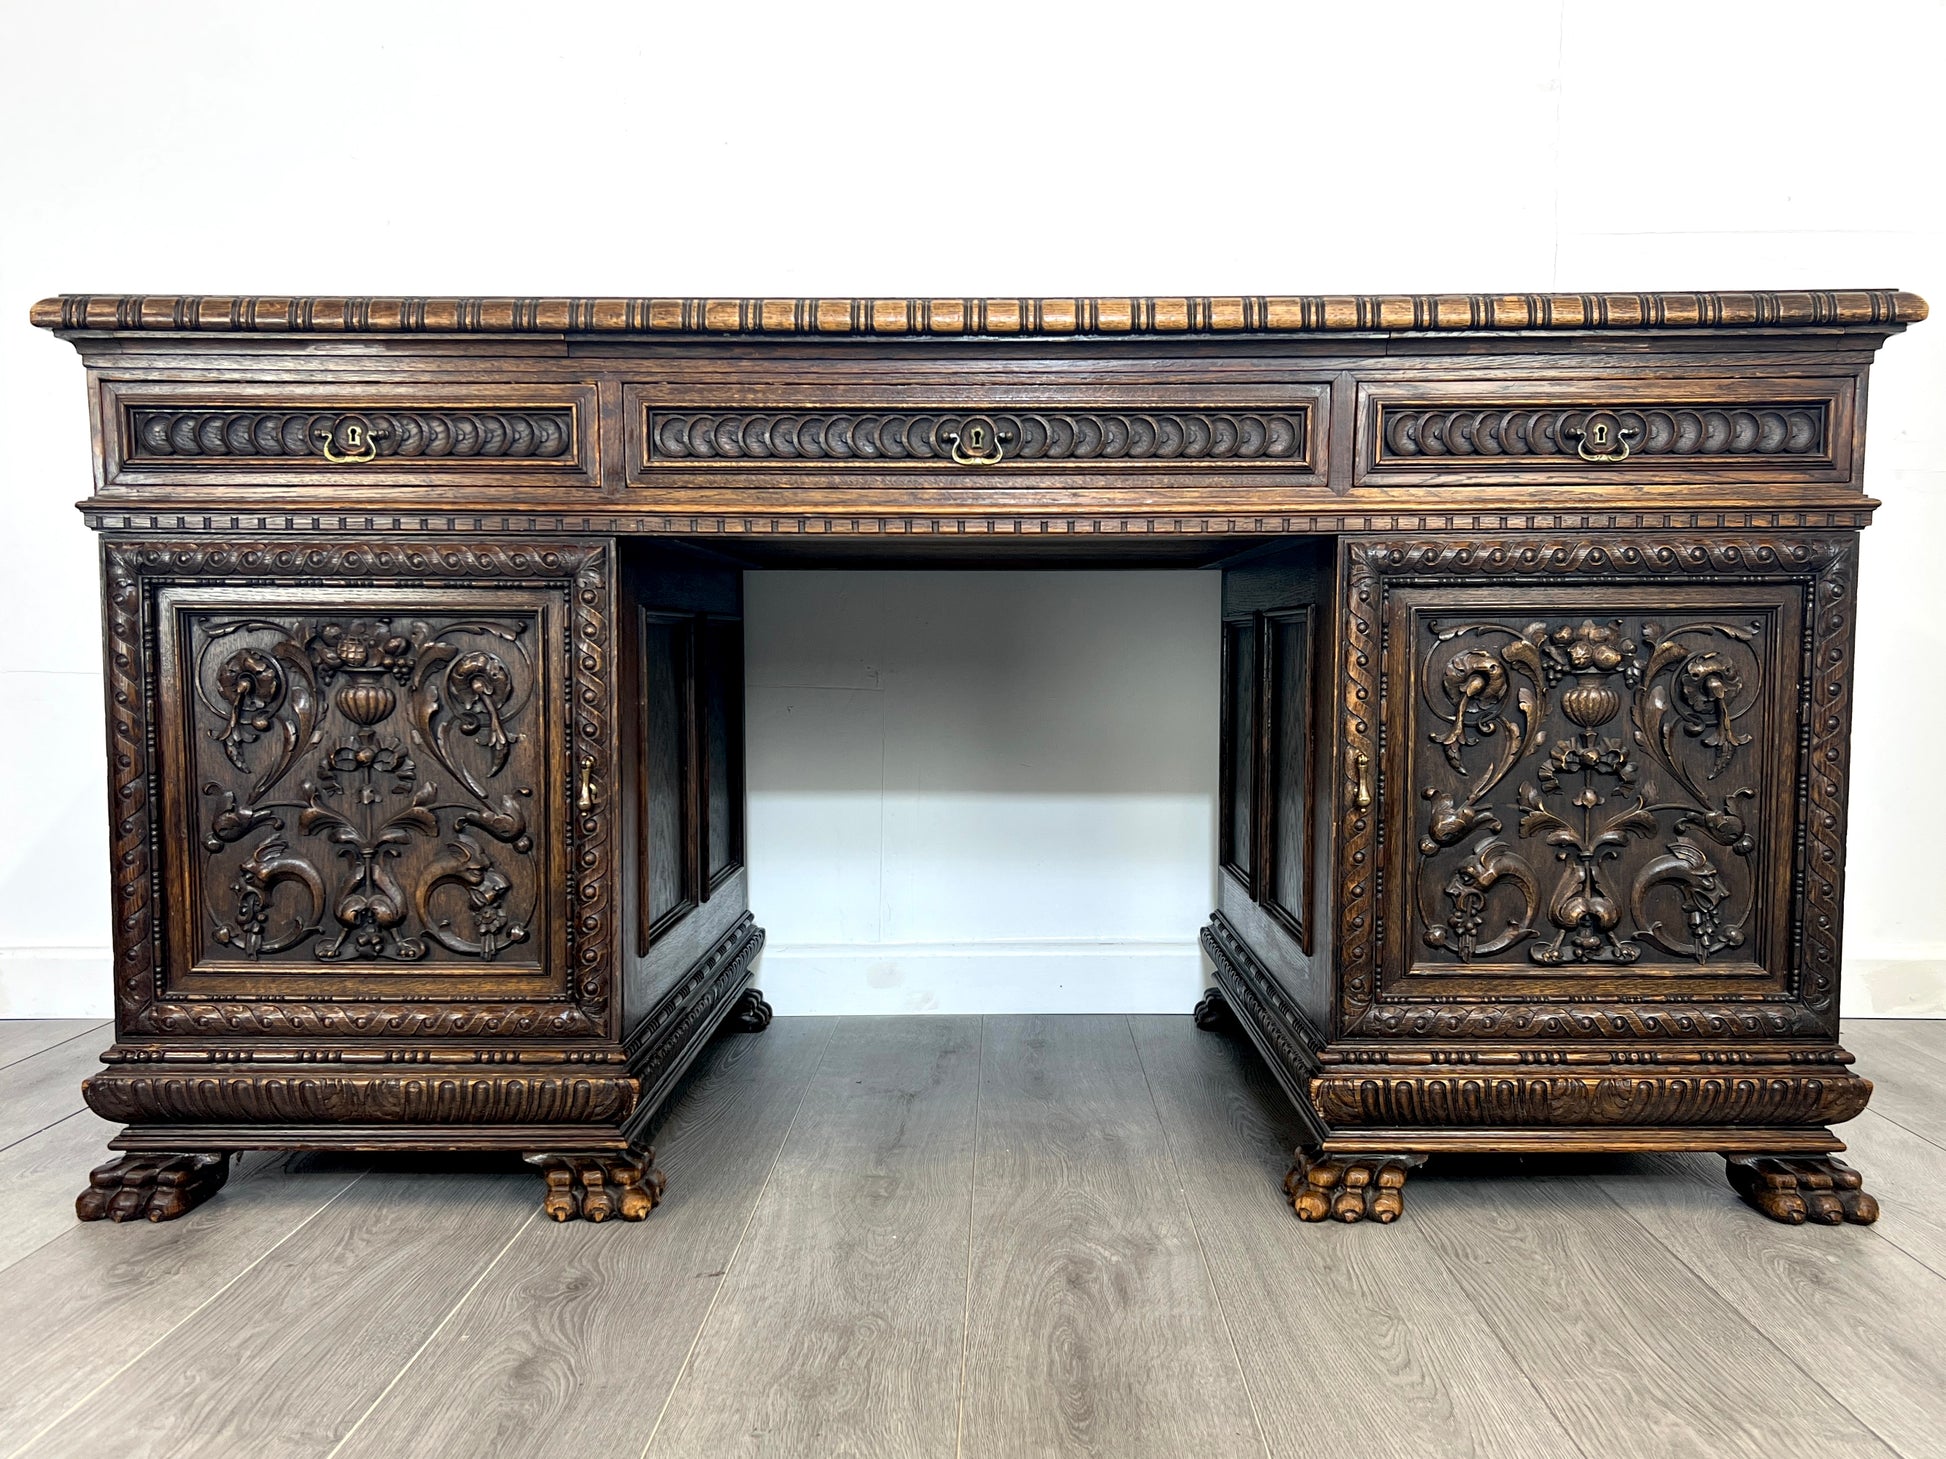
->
[[1336, 536, 1852, 1041], [196, 613, 540, 966], [1416, 616, 1765, 968], [103, 541, 613, 1039]]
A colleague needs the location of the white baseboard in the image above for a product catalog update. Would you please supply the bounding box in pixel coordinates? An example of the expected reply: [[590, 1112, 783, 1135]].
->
[[1, 941, 1936, 1021], [0, 947, 114, 1018], [751, 938, 1212, 1015]]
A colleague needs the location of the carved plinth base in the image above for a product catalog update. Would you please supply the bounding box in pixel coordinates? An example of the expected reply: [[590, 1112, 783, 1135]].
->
[[524, 1150, 664, 1222], [1286, 1151, 1426, 1224], [1726, 1154, 1879, 1225], [729, 987, 773, 1032], [1192, 987, 1231, 1031], [76, 1152, 230, 1222]]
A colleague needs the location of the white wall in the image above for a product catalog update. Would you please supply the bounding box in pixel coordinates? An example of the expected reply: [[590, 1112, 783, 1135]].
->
[[1, 0, 1940, 1016]]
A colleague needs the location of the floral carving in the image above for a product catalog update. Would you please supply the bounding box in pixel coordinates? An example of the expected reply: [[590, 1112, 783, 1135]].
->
[[1415, 613, 1766, 968], [191, 611, 542, 967]]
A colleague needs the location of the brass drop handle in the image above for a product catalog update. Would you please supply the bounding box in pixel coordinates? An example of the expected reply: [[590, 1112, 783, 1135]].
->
[[314, 413, 382, 465], [577, 757, 596, 811], [936, 416, 1012, 466], [1352, 752, 1372, 809], [1564, 410, 1640, 463]]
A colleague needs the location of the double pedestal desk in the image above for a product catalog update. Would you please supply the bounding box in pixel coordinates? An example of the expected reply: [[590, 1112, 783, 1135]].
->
[[33, 289, 1925, 1228]]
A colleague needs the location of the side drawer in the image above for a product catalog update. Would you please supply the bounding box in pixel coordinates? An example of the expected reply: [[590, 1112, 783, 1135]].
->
[[101, 381, 599, 490], [1355, 376, 1857, 487], [624, 383, 1328, 490]]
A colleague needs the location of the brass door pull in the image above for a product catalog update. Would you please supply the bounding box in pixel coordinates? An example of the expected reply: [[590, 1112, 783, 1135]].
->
[[577, 756, 596, 811], [1353, 751, 1372, 809], [935, 416, 1011, 466]]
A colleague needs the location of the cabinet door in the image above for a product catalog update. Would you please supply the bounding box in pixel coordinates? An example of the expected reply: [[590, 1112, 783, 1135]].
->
[[1335, 536, 1854, 1041], [105, 542, 616, 1038]]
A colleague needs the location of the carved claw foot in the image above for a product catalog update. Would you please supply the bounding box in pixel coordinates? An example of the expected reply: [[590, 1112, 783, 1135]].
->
[[729, 987, 773, 1032], [76, 1152, 230, 1222], [1192, 987, 1230, 1031], [1726, 1154, 1879, 1225], [524, 1151, 665, 1222], [1285, 1151, 1425, 1224]]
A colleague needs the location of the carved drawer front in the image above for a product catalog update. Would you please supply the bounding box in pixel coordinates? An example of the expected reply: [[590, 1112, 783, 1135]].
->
[[151, 581, 577, 1007], [1373, 579, 1811, 1012], [103, 383, 596, 490], [1356, 378, 1855, 486], [625, 384, 1326, 489]]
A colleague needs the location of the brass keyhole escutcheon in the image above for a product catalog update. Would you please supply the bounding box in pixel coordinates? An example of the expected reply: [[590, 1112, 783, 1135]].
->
[[315, 413, 381, 465], [1567, 409, 1640, 463], [936, 415, 1013, 466]]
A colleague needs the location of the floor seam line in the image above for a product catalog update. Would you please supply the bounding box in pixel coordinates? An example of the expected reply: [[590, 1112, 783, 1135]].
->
[[0, 1023, 111, 1075], [637, 1015, 840, 1459], [1599, 1168, 1901, 1456], [323, 1204, 541, 1459], [6, 1165, 368, 1459], [1856, 1104, 1946, 1156], [1405, 1185, 1597, 1459], [952, 1014, 985, 1459], [1128, 1015, 1273, 1459]]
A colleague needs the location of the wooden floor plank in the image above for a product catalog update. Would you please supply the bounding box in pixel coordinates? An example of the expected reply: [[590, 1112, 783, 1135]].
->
[[1132, 1016, 1571, 1459], [1832, 1110, 1946, 1277], [332, 1019, 837, 1459], [646, 1015, 981, 1459], [1845, 1020, 1946, 1144], [0, 1031, 105, 1149], [0, 1020, 107, 1072], [17, 1162, 533, 1459], [958, 1015, 1262, 1459], [1410, 1161, 1899, 1459], [0, 1152, 355, 1446], [0, 1107, 123, 1274], [1588, 1149, 1946, 1459]]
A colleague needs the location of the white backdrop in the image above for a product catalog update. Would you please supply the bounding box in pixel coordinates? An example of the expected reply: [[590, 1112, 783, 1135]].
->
[[1, 0, 1940, 1016]]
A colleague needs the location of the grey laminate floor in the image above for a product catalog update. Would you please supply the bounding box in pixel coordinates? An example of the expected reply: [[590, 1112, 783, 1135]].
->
[[1, 1015, 1943, 1459]]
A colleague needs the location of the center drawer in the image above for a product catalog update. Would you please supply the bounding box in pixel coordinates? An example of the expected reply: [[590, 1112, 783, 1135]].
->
[[623, 383, 1327, 485]]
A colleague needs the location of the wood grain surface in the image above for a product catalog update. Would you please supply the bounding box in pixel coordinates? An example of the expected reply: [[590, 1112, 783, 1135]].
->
[[4, 1015, 1946, 1459], [644, 1016, 982, 1459], [334, 1019, 835, 1459], [1131, 1015, 1571, 1459], [0, 1021, 105, 1071], [959, 1015, 1261, 1459]]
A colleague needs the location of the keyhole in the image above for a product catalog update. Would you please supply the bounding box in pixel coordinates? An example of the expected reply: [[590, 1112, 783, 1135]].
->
[[1591, 421, 1609, 446], [966, 424, 986, 450], [344, 423, 364, 448]]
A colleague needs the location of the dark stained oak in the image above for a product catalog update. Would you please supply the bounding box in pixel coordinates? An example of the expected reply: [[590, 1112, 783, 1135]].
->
[[28, 288, 1925, 1232]]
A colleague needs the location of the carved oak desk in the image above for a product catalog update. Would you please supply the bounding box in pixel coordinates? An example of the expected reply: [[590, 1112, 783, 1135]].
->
[[33, 290, 1926, 1227]]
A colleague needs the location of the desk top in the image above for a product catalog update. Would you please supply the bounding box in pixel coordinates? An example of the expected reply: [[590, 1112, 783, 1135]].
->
[[30, 290, 1929, 339]]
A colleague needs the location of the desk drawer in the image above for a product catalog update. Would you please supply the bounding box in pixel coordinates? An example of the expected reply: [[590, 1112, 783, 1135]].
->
[[103, 382, 598, 490], [1357, 377, 1856, 487], [626, 384, 1326, 484]]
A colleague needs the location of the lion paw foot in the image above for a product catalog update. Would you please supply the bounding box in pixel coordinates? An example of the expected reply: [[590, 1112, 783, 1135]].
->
[[729, 988, 774, 1033], [1286, 1151, 1423, 1224], [525, 1151, 663, 1222], [1192, 987, 1230, 1031], [1726, 1155, 1878, 1225], [76, 1152, 230, 1223]]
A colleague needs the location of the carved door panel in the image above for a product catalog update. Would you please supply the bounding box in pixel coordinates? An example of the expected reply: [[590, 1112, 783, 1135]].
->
[[153, 584, 571, 1004], [1378, 582, 1804, 1006]]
